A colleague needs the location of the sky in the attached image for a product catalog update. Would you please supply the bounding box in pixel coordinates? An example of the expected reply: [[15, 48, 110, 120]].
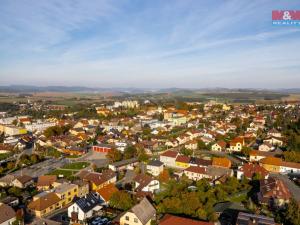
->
[[0, 0, 300, 89]]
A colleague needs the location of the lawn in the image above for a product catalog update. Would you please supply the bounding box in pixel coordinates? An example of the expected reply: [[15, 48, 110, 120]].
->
[[48, 169, 75, 178], [0, 153, 12, 161], [226, 191, 248, 202], [61, 162, 90, 170]]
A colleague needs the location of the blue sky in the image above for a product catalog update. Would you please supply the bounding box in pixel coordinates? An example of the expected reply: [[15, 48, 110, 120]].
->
[[0, 0, 300, 88]]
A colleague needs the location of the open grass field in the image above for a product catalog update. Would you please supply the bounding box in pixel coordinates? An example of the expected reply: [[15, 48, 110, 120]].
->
[[48, 169, 75, 178], [61, 162, 90, 170]]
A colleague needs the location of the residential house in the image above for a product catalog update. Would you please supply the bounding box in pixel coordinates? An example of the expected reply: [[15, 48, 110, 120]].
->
[[159, 150, 179, 168], [258, 177, 291, 208], [260, 157, 282, 173], [12, 175, 33, 188], [0, 196, 19, 207], [212, 157, 231, 169], [175, 155, 190, 168], [206, 166, 233, 180], [264, 137, 283, 146], [0, 203, 16, 225], [280, 161, 300, 174], [236, 212, 276, 225], [146, 160, 164, 176], [36, 175, 57, 191], [249, 150, 281, 162], [211, 141, 227, 151], [189, 157, 212, 168], [258, 143, 273, 152], [68, 192, 102, 222], [53, 183, 78, 207], [72, 180, 89, 198], [183, 166, 210, 181], [28, 192, 62, 217], [120, 197, 156, 225], [134, 174, 160, 193], [0, 175, 15, 187], [229, 137, 244, 152], [0, 144, 14, 154], [267, 129, 282, 138], [159, 214, 214, 225], [108, 158, 139, 172], [97, 183, 118, 205], [184, 140, 198, 150], [78, 170, 116, 191], [237, 163, 269, 180]]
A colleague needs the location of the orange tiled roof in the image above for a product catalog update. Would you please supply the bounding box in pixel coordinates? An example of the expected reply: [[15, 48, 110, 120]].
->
[[28, 192, 60, 211], [159, 214, 213, 225], [212, 157, 231, 168], [260, 157, 282, 166], [96, 183, 118, 202]]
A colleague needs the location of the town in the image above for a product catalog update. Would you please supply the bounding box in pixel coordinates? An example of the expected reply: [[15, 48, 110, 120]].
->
[[0, 97, 299, 225]]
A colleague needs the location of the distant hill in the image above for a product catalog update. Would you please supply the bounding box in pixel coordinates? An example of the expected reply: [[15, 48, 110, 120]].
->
[[0, 85, 299, 94]]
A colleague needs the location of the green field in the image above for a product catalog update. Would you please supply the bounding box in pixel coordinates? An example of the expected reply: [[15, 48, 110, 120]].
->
[[0, 153, 12, 161], [61, 162, 90, 170], [48, 169, 75, 178]]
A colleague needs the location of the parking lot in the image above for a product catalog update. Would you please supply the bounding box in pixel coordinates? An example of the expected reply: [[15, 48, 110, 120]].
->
[[74, 151, 108, 167]]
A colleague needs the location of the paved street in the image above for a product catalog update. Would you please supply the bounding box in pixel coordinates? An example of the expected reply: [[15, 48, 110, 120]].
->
[[10, 157, 69, 177], [270, 173, 300, 202]]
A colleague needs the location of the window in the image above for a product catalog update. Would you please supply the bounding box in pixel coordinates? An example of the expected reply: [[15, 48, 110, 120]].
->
[[134, 218, 138, 223], [125, 216, 129, 221]]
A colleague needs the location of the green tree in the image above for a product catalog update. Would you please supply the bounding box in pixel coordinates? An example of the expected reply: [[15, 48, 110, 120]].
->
[[7, 162, 15, 170], [109, 191, 135, 211], [284, 198, 300, 225], [123, 146, 137, 159], [180, 148, 193, 156], [106, 148, 122, 162], [197, 140, 207, 150]]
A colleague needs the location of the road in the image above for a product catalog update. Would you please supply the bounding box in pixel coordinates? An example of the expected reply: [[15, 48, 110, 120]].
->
[[10, 157, 69, 177], [270, 173, 300, 202]]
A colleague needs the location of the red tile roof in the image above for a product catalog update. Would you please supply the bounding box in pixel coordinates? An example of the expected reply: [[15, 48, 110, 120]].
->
[[161, 150, 178, 158], [259, 177, 291, 201], [159, 214, 213, 225], [185, 166, 206, 174], [260, 157, 282, 166], [212, 157, 231, 168], [96, 183, 118, 202], [240, 163, 269, 179], [175, 155, 190, 163]]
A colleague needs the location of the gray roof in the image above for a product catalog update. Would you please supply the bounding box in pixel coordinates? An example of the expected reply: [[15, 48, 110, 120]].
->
[[110, 158, 138, 167], [74, 192, 103, 213], [54, 183, 77, 194], [147, 160, 163, 167], [131, 198, 155, 225], [0, 203, 15, 224], [236, 212, 275, 225], [207, 165, 232, 178]]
